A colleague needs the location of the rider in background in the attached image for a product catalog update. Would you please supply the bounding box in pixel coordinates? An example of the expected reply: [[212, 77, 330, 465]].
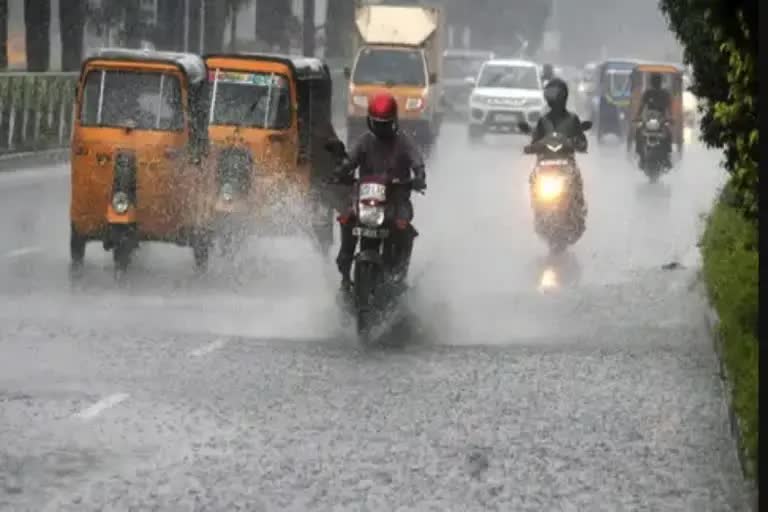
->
[[634, 73, 673, 166], [526, 78, 587, 231], [331, 92, 427, 290]]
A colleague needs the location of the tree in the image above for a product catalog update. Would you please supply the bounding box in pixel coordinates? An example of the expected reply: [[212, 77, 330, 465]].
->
[[659, 0, 758, 219], [24, 0, 50, 71], [59, 0, 85, 71], [0, 0, 7, 70], [324, 0, 354, 59], [255, 0, 291, 52]]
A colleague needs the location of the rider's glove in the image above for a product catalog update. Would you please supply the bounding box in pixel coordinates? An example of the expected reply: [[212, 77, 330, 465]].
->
[[412, 167, 427, 192]]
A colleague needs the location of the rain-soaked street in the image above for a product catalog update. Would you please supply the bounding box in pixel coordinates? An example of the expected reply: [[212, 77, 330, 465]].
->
[[0, 124, 752, 510]]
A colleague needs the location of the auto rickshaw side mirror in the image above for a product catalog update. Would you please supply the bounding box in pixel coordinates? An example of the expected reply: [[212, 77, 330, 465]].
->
[[343, 67, 351, 80], [517, 121, 532, 134], [580, 120, 593, 132]]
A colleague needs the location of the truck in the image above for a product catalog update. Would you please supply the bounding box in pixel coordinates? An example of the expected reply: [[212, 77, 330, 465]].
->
[[343, 4, 445, 149]]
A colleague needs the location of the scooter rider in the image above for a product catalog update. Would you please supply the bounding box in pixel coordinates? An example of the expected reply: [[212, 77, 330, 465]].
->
[[525, 78, 588, 234], [330, 92, 427, 290]]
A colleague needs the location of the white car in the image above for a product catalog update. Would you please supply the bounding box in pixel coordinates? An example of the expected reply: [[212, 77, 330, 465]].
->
[[467, 59, 546, 142]]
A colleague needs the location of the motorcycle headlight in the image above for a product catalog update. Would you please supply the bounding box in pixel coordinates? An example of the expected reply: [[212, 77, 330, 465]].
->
[[358, 203, 385, 227], [112, 191, 130, 214], [645, 118, 661, 131], [535, 174, 566, 201]]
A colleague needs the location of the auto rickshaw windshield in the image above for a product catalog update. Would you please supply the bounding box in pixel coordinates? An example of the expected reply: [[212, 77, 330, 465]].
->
[[205, 69, 291, 129], [80, 69, 184, 131], [605, 69, 632, 97]]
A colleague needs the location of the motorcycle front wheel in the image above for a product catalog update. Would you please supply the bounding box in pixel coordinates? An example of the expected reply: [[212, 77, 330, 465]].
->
[[354, 261, 377, 339]]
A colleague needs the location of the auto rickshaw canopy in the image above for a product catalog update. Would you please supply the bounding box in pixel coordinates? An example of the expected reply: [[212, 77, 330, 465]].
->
[[82, 48, 207, 84], [627, 62, 685, 150]]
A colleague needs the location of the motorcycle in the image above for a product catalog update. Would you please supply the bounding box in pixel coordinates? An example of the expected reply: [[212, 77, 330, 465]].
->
[[323, 140, 423, 339], [634, 110, 672, 182], [518, 120, 591, 254]]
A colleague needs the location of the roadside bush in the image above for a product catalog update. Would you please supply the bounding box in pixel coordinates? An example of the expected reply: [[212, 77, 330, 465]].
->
[[659, 0, 758, 219], [700, 189, 758, 477]]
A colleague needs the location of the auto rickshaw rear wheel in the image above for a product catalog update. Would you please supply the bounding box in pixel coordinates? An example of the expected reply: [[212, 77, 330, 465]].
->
[[70, 224, 86, 267]]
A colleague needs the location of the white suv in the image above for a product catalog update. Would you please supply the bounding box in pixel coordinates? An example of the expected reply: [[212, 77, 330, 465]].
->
[[467, 59, 546, 142]]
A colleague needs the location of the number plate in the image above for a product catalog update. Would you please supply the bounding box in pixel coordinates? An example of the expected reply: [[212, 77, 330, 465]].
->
[[495, 113, 519, 122], [352, 227, 388, 238]]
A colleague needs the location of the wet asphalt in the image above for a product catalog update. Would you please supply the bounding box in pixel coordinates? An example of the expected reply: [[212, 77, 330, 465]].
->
[[0, 124, 752, 511]]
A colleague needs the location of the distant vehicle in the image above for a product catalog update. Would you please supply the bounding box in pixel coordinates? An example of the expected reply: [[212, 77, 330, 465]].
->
[[343, 4, 446, 149], [575, 61, 598, 120], [441, 49, 494, 119], [467, 58, 546, 143]]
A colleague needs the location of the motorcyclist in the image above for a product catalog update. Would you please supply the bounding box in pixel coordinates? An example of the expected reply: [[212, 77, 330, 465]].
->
[[525, 78, 587, 235], [634, 73, 672, 166], [541, 64, 555, 86], [329, 92, 427, 290]]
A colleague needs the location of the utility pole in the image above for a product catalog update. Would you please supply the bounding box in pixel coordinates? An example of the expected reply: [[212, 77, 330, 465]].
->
[[302, 0, 315, 56], [183, 0, 189, 51], [199, 0, 205, 53]]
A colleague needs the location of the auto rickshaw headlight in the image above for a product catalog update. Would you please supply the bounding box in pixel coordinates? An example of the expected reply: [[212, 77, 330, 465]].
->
[[352, 95, 369, 108], [112, 192, 130, 214]]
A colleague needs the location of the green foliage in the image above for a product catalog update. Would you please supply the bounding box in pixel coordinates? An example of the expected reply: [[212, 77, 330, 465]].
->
[[658, 0, 757, 219], [700, 194, 758, 477]]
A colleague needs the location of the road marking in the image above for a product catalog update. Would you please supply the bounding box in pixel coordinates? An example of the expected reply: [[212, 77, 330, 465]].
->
[[190, 338, 228, 357], [75, 393, 129, 420], [5, 246, 42, 258]]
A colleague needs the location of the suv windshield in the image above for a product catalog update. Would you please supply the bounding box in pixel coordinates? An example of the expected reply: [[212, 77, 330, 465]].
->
[[353, 48, 426, 87], [205, 69, 291, 129], [477, 65, 540, 90], [80, 70, 184, 130], [444, 56, 487, 79]]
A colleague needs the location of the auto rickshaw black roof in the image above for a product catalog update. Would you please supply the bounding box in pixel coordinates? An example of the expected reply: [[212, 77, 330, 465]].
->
[[203, 53, 331, 82], [82, 48, 207, 84]]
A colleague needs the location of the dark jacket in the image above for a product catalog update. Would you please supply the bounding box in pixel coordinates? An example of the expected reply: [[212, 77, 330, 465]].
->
[[638, 88, 671, 118], [340, 130, 425, 182], [531, 110, 588, 153]]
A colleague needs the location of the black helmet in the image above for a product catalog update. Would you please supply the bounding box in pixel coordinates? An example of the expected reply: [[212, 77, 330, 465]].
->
[[650, 73, 663, 89], [541, 64, 555, 82], [543, 78, 568, 111]]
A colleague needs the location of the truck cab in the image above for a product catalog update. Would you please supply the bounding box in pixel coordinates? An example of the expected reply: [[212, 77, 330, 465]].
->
[[344, 5, 444, 149]]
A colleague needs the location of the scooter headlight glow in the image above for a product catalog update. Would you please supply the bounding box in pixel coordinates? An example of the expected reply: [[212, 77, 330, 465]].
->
[[358, 203, 385, 227], [535, 174, 566, 201], [645, 118, 661, 131], [112, 191, 130, 214]]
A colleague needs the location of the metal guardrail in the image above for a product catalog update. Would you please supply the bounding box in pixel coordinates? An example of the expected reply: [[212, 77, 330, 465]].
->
[[0, 72, 78, 155], [0, 64, 350, 157]]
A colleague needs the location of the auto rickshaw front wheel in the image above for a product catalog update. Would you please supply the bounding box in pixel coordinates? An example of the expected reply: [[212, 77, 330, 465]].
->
[[192, 235, 211, 273], [113, 244, 132, 282]]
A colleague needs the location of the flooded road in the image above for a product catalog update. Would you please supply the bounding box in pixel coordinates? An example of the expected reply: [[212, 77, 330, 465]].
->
[[0, 124, 751, 510]]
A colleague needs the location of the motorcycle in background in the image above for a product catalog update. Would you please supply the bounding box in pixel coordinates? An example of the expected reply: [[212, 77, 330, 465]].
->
[[634, 109, 672, 182], [518, 121, 591, 254]]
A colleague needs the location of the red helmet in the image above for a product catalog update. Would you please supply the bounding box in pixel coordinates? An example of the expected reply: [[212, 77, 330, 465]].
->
[[367, 92, 398, 138]]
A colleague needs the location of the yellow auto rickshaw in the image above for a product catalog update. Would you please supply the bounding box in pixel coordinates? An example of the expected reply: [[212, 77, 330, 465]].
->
[[70, 49, 214, 279], [627, 62, 685, 156], [202, 53, 336, 253]]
